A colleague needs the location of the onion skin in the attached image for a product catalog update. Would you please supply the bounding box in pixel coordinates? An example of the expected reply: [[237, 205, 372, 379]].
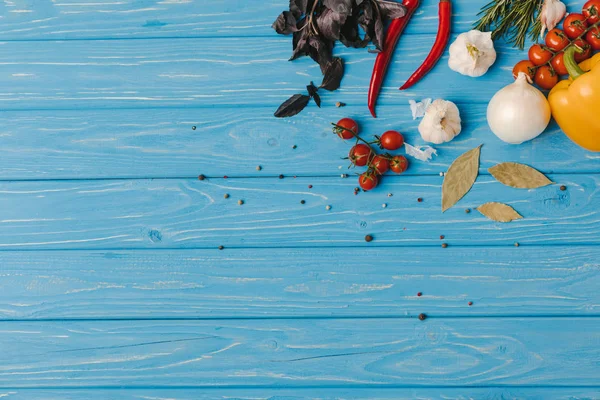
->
[[487, 73, 551, 144]]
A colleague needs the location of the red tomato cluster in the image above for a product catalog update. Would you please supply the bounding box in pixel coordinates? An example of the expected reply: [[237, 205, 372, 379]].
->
[[512, 0, 600, 90], [333, 118, 409, 192]]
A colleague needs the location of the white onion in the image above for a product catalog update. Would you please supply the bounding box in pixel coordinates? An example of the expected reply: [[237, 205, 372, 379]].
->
[[486, 73, 551, 144]]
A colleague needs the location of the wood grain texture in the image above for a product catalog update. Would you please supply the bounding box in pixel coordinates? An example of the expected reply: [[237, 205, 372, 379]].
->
[[0, 318, 599, 387], [0, 174, 593, 249], [0, 0, 485, 40], [0, 36, 534, 111], [3, 388, 600, 399], [1, 105, 594, 181], [0, 247, 598, 319]]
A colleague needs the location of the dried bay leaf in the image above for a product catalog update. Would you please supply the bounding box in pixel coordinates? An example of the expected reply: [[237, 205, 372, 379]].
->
[[477, 202, 523, 223], [489, 162, 553, 189], [442, 145, 482, 212]]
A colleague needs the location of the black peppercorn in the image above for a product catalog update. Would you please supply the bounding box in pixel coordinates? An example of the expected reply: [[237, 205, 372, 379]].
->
[[560, 185, 567, 191], [218, 245, 224, 250], [198, 174, 205, 181], [279, 174, 284, 179], [417, 198, 423, 202], [418, 313, 427, 321], [300, 200, 305, 204], [365, 235, 373, 242], [441, 243, 448, 248]]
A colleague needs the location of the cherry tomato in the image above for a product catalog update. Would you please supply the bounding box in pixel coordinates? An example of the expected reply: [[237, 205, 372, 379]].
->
[[534, 65, 559, 90], [378, 130, 404, 150], [513, 60, 536, 81], [349, 144, 373, 167], [528, 44, 553, 66], [563, 13, 589, 39], [370, 155, 390, 175], [585, 26, 600, 50], [583, 0, 600, 24], [545, 29, 570, 51], [359, 172, 379, 191], [550, 53, 568, 75], [571, 39, 593, 62], [333, 118, 358, 140], [390, 155, 408, 174]]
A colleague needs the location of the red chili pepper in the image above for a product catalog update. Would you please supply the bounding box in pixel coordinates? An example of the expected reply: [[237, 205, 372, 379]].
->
[[367, 0, 421, 118], [399, 0, 452, 90]]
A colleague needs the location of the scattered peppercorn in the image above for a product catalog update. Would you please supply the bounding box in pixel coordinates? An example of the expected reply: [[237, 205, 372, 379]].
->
[[417, 198, 423, 202], [418, 313, 427, 321], [224, 193, 230, 199], [514, 242, 520, 247], [560, 185, 567, 191], [300, 200, 306, 204], [218, 245, 224, 250], [335, 101, 346, 107], [256, 166, 262, 171], [238, 200, 244, 205], [279, 174, 284, 179], [326, 205, 331, 210], [365, 235, 373, 242], [441, 243, 448, 248], [382, 203, 387, 208], [355, 187, 360, 191], [465, 208, 471, 214], [198, 174, 206, 181], [468, 301, 473, 306], [308, 185, 313, 189], [223, 175, 228, 179], [417, 292, 422, 297], [387, 193, 393, 197], [439, 172, 444, 177], [292, 145, 297, 149], [341, 174, 348, 178], [440, 235, 445, 240], [192, 126, 196, 130]]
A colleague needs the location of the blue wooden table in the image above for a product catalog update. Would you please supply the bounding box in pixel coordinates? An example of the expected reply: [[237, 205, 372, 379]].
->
[[0, 0, 598, 398]]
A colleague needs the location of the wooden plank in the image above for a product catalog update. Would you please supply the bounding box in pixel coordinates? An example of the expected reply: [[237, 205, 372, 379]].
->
[[3, 388, 600, 399], [0, 318, 598, 386], [0, 247, 598, 319], [0, 36, 529, 110], [0, 0, 488, 40], [0, 174, 593, 249], [0, 106, 593, 180]]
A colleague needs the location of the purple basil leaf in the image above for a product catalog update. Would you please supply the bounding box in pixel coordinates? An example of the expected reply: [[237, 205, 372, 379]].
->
[[372, 9, 384, 51], [312, 91, 321, 107], [306, 82, 319, 97], [316, 7, 348, 41], [324, 0, 353, 16], [289, 0, 309, 17], [320, 57, 344, 91], [308, 36, 333, 73], [376, 0, 407, 19], [274, 94, 311, 118], [273, 11, 299, 35], [290, 30, 310, 60]]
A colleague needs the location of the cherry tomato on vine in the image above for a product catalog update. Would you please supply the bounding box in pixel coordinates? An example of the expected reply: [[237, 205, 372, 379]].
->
[[359, 172, 379, 191], [572, 39, 593, 62], [585, 26, 600, 50], [378, 130, 404, 150], [370, 155, 390, 175], [528, 44, 553, 66], [550, 53, 568, 75], [513, 60, 536, 81], [583, 0, 600, 24], [333, 118, 358, 140], [390, 156, 408, 174], [349, 144, 373, 167], [563, 13, 589, 39], [534, 65, 559, 90], [545, 29, 570, 51]]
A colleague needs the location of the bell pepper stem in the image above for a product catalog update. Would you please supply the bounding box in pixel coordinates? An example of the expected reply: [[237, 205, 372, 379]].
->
[[564, 45, 586, 80]]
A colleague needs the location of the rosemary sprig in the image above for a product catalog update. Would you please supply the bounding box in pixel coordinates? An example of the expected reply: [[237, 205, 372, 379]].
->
[[474, 0, 544, 49]]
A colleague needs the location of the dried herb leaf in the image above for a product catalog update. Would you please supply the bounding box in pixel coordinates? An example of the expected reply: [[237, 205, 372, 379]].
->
[[376, 0, 407, 19], [320, 58, 344, 91], [489, 162, 553, 189], [308, 36, 333, 72], [290, 0, 311, 18], [306, 82, 321, 107], [477, 202, 523, 223], [274, 94, 311, 118], [317, 8, 348, 40], [324, 0, 353, 16], [272, 11, 299, 35], [442, 145, 482, 212]]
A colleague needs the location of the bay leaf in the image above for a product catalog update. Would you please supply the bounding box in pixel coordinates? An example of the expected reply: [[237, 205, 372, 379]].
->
[[442, 145, 482, 212], [477, 202, 523, 223], [489, 162, 553, 189]]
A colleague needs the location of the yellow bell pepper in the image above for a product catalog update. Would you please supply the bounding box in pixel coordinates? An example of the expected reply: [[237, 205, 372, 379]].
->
[[549, 47, 600, 152]]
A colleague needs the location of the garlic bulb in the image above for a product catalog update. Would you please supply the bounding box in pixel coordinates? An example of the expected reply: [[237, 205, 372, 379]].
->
[[487, 73, 551, 145], [418, 99, 462, 144], [448, 30, 496, 77], [540, 0, 567, 37]]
